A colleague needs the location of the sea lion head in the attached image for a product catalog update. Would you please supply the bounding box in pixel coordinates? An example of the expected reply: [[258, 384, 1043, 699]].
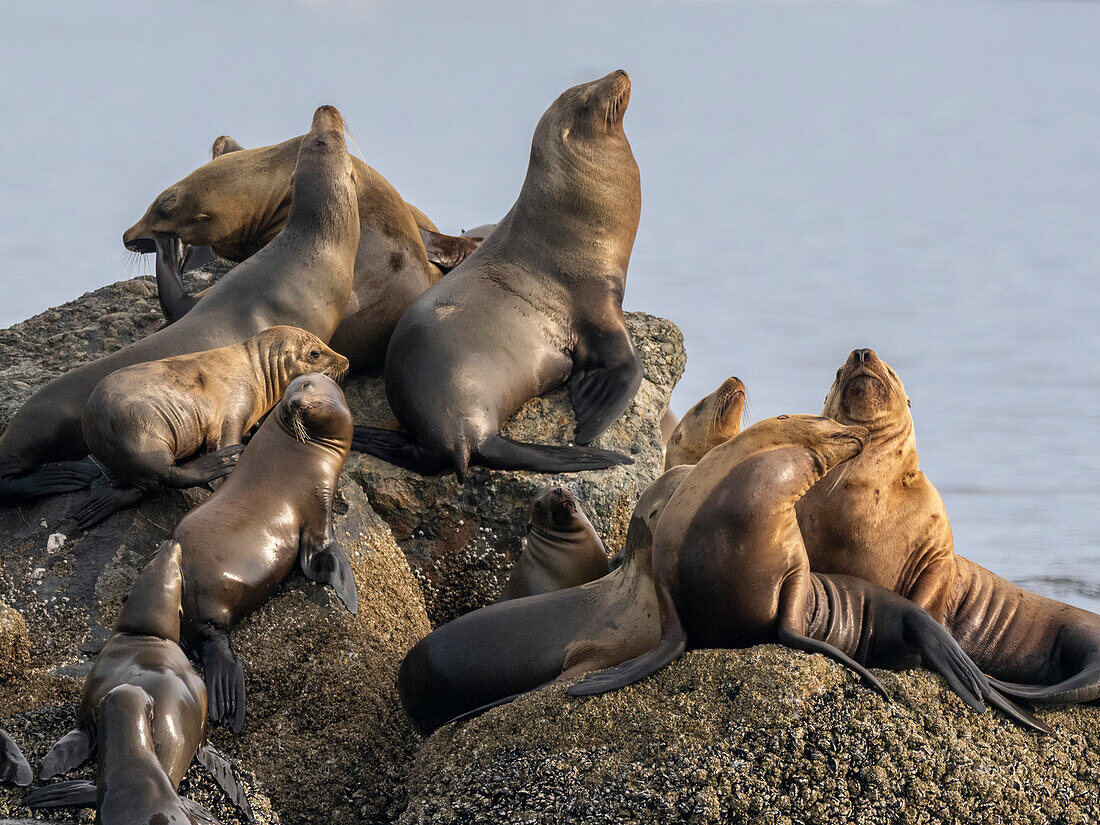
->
[[123, 145, 293, 258], [114, 540, 183, 643], [620, 465, 693, 566], [824, 348, 910, 428], [665, 376, 746, 467], [528, 485, 587, 534], [285, 105, 359, 246], [256, 326, 350, 385], [279, 373, 353, 447]]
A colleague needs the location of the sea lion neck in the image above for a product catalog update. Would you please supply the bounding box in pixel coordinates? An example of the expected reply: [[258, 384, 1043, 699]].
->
[[115, 541, 183, 643]]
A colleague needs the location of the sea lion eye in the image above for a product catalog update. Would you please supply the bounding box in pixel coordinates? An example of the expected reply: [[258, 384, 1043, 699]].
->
[[310, 349, 321, 359]]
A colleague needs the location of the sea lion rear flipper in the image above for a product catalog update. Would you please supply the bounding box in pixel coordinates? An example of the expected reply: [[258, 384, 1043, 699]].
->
[[987, 664, 1100, 706], [0, 729, 32, 787], [38, 728, 93, 780], [567, 584, 687, 697], [0, 459, 101, 503], [199, 629, 247, 734], [195, 741, 255, 823], [351, 426, 450, 475], [181, 796, 223, 825], [477, 435, 633, 475], [299, 539, 359, 615], [70, 483, 148, 529], [155, 233, 201, 323], [570, 326, 643, 444], [22, 779, 97, 809], [418, 229, 483, 272]]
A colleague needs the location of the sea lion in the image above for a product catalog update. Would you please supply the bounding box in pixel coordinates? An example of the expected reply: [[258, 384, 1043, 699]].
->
[[175, 373, 357, 733], [398, 466, 690, 736], [800, 348, 1100, 705], [352, 70, 643, 481], [0, 728, 31, 787], [23, 540, 251, 824], [569, 416, 1047, 732], [72, 326, 349, 528], [663, 376, 745, 470], [0, 105, 359, 503], [125, 130, 480, 369], [659, 407, 679, 446], [499, 485, 609, 601]]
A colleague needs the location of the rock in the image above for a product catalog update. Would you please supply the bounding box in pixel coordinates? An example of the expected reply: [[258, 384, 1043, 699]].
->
[[343, 311, 685, 624], [399, 647, 1093, 825], [0, 601, 29, 678]]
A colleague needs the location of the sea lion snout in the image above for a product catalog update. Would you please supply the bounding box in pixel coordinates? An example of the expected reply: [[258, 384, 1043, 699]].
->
[[310, 104, 345, 136]]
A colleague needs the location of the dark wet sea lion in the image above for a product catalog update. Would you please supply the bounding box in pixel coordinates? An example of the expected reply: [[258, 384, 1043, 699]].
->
[[663, 376, 745, 470], [74, 326, 349, 528], [570, 416, 1046, 732], [24, 540, 251, 823], [0, 105, 359, 504], [353, 70, 643, 481], [500, 485, 609, 601], [125, 130, 479, 369], [801, 348, 1100, 706], [175, 373, 356, 733], [0, 728, 31, 787], [398, 466, 690, 736]]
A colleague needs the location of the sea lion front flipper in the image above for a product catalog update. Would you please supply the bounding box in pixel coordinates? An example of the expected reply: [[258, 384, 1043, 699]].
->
[[167, 445, 243, 488], [21, 779, 97, 809], [199, 629, 247, 734], [418, 229, 483, 272], [570, 325, 643, 444], [0, 729, 32, 787], [0, 459, 101, 503], [181, 796, 223, 825], [567, 584, 687, 697], [155, 233, 201, 323], [477, 435, 633, 476], [70, 483, 148, 529], [195, 741, 255, 823], [299, 539, 359, 615], [350, 426, 450, 475], [38, 728, 93, 780]]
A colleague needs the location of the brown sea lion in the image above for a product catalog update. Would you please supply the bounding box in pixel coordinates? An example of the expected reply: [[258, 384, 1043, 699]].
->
[[570, 416, 1046, 732], [175, 373, 356, 733], [0, 728, 31, 787], [352, 70, 643, 480], [659, 407, 679, 446], [398, 466, 691, 736], [23, 540, 251, 824], [500, 485, 609, 601], [0, 105, 359, 504], [73, 326, 349, 528], [125, 130, 479, 369], [800, 348, 1100, 705], [663, 376, 745, 470]]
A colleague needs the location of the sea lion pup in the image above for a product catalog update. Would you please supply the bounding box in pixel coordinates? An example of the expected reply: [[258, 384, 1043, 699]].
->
[[801, 349, 1100, 706], [125, 130, 480, 369], [0, 105, 359, 504], [398, 467, 690, 736], [663, 376, 745, 470], [23, 541, 252, 824], [175, 373, 357, 733], [569, 417, 1047, 732], [73, 327, 349, 528], [499, 485, 609, 601], [352, 71, 643, 481], [0, 729, 31, 787]]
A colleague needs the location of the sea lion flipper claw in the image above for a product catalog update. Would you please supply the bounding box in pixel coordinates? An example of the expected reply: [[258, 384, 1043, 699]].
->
[[299, 540, 359, 615], [21, 779, 97, 809], [418, 229, 482, 272], [570, 330, 643, 444], [0, 729, 32, 787], [38, 728, 93, 780], [195, 741, 255, 822]]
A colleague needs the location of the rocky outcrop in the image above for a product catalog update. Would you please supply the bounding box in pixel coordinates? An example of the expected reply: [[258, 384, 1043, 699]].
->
[[399, 647, 1091, 825]]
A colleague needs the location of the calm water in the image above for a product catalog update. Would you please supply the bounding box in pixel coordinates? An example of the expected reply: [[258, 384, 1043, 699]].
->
[[2, 1, 1099, 607]]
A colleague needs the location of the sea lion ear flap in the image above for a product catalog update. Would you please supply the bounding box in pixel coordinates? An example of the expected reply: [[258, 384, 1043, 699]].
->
[[299, 541, 359, 615], [211, 135, 246, 159], [419, 229, 482, 273]]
